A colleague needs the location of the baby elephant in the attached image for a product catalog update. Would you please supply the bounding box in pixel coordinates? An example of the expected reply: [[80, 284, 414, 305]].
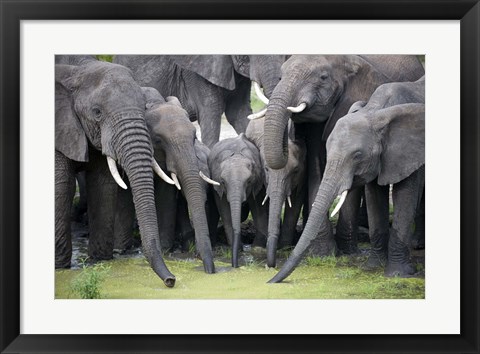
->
[[208, 134, 267, 267], [246, 118, 306, 268], [270, 77, 425, 283]]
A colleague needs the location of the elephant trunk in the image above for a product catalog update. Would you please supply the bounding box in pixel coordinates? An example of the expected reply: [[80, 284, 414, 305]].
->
[[266, 190, 286, 268], [260, 66, 282, 99], [268, 175, 340, 283], [113, 115, 175, 287], [228, 193, 243, 268], [176, 158, 215, 273], [264, 80, 295, 169]]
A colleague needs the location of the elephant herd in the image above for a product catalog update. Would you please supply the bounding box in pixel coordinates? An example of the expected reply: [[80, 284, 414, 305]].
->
[[55, 54, 425, 288]]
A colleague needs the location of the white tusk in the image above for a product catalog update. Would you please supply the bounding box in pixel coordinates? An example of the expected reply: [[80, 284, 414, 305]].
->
[[247, 108, 267, 120], [262, 194, 269, 206], [287, 196, 292, 208], [330, 190, 348, 218], [107, 156, 128, 190], [152, 159, 175, 185], [171, 173, 181, 190], [287, 102, 307, 113], [199, 171, 220, 186], [253, 81, 269, 104]]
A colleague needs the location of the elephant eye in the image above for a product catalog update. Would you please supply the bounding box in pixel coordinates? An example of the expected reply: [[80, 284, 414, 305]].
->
[[92, 107, 102, 120], [320, 73, 329, 81], [353, 151, 363, 160]]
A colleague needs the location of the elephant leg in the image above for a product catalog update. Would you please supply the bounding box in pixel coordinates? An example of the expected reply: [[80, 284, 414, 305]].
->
[[248, 192, 268, 248], [411, 187, 425, 249], [225, 73, 252, 134], [335, 187, 362, 255], [86, 150, 117, 261], [72, 171, 87, 222], [214, 193, 234, 247], [176, 195, 195, 251], [280, 185, 305, 248], [155, 177, 177, 251], [113, 185, 135, 252], [195, 85, 226, 149], [385, 167, 425, 277], [55, 151, 76, 268], [363, 183, 390, 270]]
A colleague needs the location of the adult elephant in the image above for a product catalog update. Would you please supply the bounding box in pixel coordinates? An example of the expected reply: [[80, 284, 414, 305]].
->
[[55, 56, 176, 287], [113, 55, 287, 148], [269, 77, 425, 282], [208, 134, 268, 267], [261, 55, 425, 255], [114, 88, 218, 273], [246, 118, 306, 267]]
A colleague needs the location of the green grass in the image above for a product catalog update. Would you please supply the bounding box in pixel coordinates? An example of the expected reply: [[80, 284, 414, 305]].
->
[[70, 259, 111, 299], [96, 55, 113, 62], [55, 254, 424, 299]]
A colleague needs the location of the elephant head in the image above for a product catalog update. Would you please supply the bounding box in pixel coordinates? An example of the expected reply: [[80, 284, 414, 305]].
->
[[143, 88, 218, 273], [55, 60, 175, 287], [262, 55, 425, 169], [269, 82, 425, 283], [208, 134, 264, 267]]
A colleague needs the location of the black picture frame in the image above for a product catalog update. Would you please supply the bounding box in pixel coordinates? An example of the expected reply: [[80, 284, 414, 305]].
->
[[1, 1, 478, 353]]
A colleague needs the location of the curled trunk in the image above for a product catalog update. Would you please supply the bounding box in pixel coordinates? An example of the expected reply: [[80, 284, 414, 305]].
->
[[114, 116, 175, 287], [264, 80, 296, 170], [268, 178, 339, 283]]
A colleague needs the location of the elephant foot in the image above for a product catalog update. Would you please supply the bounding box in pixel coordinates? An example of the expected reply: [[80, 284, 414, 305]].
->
[[335, 231, 359, 255], [337, 242, 360, 255], [384, 262, 415, 277], [362, 252, 387, 270], [203, 258, 216, 274], [307, 237, 336, 257]]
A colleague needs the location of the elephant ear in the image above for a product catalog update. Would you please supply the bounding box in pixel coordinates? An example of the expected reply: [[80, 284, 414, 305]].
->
[[322, 56, 389, 141], [207, 144, 228, 198], [142, 86, 165, 110], [171, 55, 236, 90], [231, 55, 250, 78], [374, 103, 425, 185], [240, 134, 264, 196], [194, 139, 211, 177], [348, 100, 367, 114], [55, 64, 89, 162]]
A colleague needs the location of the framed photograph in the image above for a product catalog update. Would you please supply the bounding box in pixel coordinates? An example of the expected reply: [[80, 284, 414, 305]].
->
[[1, 0, 478, 353]]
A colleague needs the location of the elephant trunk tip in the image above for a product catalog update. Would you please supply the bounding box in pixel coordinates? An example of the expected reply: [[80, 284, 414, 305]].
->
[[163, 276, 176, 288], [267, 273, 282, 284], [203, 259, 216, 274], [232, 253, 239, 268]]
